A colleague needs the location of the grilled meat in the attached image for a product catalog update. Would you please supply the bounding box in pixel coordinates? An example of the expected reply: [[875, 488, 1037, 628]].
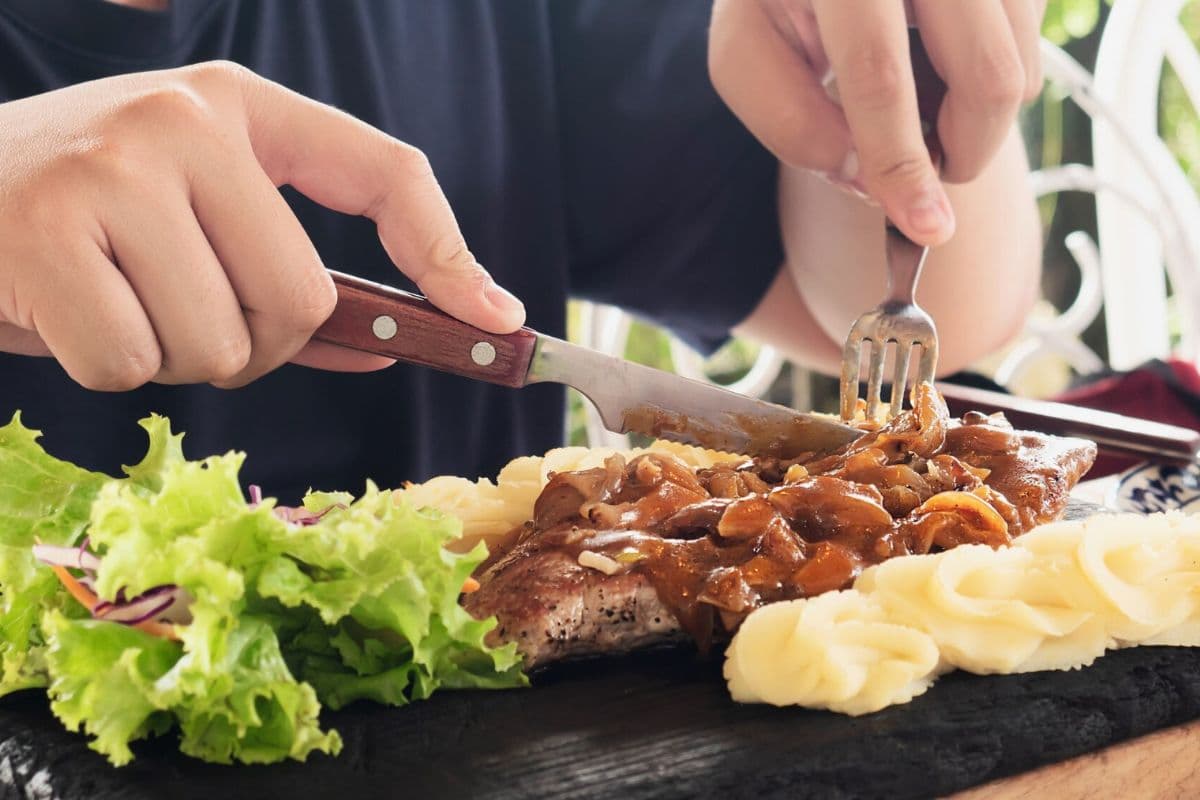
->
[[464, 386, 1097, 669]]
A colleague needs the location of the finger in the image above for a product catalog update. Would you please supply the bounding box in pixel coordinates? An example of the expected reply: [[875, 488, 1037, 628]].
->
[[711, 0, 853, 179], [912, 0, 1026, 183], [758, 0, 831, 76], [102, 191, 251, 385], [235, 74, 526, 334], [811, 0, 954, 244], [290, 341, 396, 372], [1001, 0, 1045, 101], [0, 323, 51, 357], [188, 141, 341, 388], [28, 243, 162, 392]]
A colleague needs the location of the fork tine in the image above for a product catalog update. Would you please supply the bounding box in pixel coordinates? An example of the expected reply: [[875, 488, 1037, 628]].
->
[[864, 340, 887, 421], [917, 339, 938, 387], [840, 337, 863, 420], [888, 340, 914, 419]]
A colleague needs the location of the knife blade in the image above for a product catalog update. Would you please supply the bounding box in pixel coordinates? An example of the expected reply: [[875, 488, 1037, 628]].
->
[[939, 382, 1200, 464], [313, 270, 862, 459]]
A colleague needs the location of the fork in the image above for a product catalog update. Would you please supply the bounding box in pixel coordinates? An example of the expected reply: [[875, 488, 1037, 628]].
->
[[837, 28, 946, 422], [838, 226, 939, 421]]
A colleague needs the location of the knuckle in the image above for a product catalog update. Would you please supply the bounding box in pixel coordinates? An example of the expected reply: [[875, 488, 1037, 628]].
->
[[424, 233, 478, 274], [972, 48, 1026, 111], [110, 84, 217, 137], [81, 343, 161, 392], [840, 45, 906, 109], [393, 145, 432, 181], [286, 269, 338, 331], [199, 334, 253, 383], [182, 59, 256, 92], [872, 154, 930, 189], [368, 142, 434, 219], [391, 142, 434, 181]]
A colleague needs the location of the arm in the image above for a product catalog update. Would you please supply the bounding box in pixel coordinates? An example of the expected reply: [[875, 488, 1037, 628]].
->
[[736, 126, 1040, 377]]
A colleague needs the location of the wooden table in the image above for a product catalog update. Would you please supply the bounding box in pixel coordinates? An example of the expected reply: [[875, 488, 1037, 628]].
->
[[956, 719, 1200, 799]]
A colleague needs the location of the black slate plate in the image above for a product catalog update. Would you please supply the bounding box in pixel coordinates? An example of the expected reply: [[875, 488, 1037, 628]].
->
[[9, 501, 1197, 800]]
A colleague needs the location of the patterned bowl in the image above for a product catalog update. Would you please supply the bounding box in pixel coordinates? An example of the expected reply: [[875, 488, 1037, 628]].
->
[[1109, 462, 1200, 513]]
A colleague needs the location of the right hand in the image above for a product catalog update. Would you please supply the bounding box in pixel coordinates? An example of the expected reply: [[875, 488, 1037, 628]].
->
[[709, 0, 1045, 246], [0, 61, 525, 390]]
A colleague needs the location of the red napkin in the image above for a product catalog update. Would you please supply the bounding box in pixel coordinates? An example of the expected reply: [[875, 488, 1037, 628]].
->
[[1052, 358, 1200, 478]]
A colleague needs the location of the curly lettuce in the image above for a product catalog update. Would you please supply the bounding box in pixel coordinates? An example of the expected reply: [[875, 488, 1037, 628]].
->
[[0, 413, 524, 766]]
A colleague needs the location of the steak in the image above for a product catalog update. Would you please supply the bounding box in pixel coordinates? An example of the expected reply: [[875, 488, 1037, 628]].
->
[[464, 385, 1097, 669]]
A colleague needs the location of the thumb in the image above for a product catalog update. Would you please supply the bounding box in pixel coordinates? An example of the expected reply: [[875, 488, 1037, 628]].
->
[[871, 150, 956, 246]]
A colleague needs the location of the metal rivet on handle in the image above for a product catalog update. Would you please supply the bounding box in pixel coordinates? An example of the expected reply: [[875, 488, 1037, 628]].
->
[[471, 341, 497, 366], [372, 315, 398, 340]]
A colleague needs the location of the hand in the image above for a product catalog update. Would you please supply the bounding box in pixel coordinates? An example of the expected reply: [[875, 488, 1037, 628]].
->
[[709, 0, 1045, 246], [0, 61, 525, 391]]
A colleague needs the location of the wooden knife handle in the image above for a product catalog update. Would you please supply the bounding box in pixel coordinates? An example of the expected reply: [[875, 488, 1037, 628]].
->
[[313, 270, 538, 388], [939, 382, 1200, 464]]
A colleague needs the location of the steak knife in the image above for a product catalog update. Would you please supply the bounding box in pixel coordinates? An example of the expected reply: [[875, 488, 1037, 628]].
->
[[313, 270, 862, 458]]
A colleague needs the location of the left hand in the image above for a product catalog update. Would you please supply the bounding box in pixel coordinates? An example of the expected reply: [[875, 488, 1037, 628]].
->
[[709, 0, 1046, 246]]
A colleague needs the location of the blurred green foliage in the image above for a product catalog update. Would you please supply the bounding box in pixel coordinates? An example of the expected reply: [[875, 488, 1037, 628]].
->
[[1162, 3, 1200, 190], [1043, 0, 1104, 45]]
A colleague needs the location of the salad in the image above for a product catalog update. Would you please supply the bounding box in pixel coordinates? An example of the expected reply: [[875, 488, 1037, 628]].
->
[[0, 413, 525, 766]]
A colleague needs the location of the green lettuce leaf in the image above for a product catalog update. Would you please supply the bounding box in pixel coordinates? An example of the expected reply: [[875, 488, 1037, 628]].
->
[[257, 483, 526, 710], [43, 611, 179, 766], [1, 412, 524, 766], [84, 424, 339, 765], [0, 414, 108, 695]]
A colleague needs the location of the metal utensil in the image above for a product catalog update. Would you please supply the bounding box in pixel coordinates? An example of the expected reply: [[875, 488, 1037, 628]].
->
[[314, 270, 862, 458], [839, 226, 939, 420], [838, 29, 946, 422], [939, 382, 1200, 464]]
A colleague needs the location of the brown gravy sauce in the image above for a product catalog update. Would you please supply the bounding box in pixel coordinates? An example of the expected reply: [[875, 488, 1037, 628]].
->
[[485, 386, 1097, 649]]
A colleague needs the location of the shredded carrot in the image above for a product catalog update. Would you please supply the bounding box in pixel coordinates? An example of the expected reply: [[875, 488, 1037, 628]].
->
[[49, 564, 98, 611], [48, 564, 181, 642], [133, 620, 181, 641], [461, 577, 481, 594]]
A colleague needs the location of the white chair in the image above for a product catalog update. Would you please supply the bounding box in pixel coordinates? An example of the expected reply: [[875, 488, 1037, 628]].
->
[[997, 5, 1200, 389]]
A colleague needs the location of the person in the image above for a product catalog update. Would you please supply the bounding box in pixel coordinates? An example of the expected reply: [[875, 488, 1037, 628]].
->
[[0, 0, 1045, 501]]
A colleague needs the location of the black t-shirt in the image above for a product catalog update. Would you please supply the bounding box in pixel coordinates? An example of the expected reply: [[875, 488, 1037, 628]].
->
[[0, 0, 782, 500]]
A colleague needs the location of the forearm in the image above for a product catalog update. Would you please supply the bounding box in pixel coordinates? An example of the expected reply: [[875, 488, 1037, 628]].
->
[[737, 127, 1041, 377]]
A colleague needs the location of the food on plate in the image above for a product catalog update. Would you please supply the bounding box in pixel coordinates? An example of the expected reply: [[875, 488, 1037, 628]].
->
[[0, 381, 1123, 766], [396, 439, 733, 555], [726, 511, 1200, 714], [463, 384, 1098, 668], [0, 414, 524, 766], [724, 591, 943, 715]]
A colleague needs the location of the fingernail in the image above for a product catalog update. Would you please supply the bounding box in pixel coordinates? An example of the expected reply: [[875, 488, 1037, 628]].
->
[[822, 176, 874, 205], [906, 187, 953, 237], [485, 280, 525, 320]]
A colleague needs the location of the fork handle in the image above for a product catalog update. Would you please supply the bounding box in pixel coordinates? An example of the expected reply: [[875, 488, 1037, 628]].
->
[[884, 226, 930, 305]]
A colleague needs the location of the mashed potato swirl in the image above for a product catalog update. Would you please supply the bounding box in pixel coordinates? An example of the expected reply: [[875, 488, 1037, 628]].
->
[[395, 441, 735, 553], [726, 511, 1200, 714]]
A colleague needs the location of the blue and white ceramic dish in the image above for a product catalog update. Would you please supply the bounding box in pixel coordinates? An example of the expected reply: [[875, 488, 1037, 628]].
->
[[1109, 462, 1200, 513]]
